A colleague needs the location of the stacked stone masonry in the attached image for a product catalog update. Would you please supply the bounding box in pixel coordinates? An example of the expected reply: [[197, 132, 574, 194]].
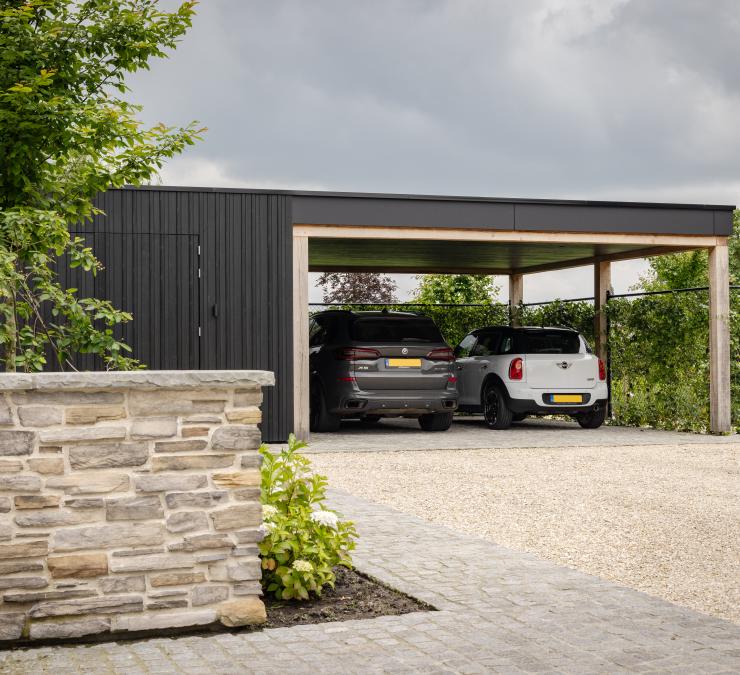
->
[[0, 370, 274, 643]]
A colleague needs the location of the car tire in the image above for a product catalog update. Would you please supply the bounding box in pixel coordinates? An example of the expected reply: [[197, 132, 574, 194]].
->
[[575, 405, 607, 429], [482, 383, 513, 430], [362, 415, 382, 424], [512, 413, 528, 422], [418, 412, 453, 432], [309, 382, 341, 433]]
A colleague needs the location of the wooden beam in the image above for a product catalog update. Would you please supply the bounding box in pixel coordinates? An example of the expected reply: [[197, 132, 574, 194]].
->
[[594, 261, 612, 363], [509, 273, 523, 327], [516, 245, 698, 276], [308, 265, 512, 275], [709, 243, 731, 434], [292, 235, 310, 441], [295, 224, 722, 248]]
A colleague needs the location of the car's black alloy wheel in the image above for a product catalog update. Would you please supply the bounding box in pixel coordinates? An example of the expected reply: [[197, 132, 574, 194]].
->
[[575, 404, 607, 429], [483, 384, 513, 430], [418, 412, 453, 431], [309, 382, 340, 432]]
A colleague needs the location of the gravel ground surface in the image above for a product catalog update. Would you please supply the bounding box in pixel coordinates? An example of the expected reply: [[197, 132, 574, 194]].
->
[[304, 417, 740, 453], [311, 441, 740, 624]]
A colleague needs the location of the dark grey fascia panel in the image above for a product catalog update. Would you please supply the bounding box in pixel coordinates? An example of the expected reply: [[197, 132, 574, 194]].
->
[[121, 186, 733, 236], [292, 194, 731, 236], [514, 204, 719, 236], [713, 210, 734, 235], [292, 196, 515, 230]]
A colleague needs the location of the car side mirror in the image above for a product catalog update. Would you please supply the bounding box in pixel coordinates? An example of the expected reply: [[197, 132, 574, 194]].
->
[[453, 346, 461, 358]]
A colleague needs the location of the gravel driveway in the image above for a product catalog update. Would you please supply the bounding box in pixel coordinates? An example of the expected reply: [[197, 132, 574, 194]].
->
[[310, 441, 740, 624]]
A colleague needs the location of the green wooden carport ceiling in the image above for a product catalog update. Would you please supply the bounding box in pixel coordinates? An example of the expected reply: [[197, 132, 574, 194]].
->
[[308, 238, 657, 274]]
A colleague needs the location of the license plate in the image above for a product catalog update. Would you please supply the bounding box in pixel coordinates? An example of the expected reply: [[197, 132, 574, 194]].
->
[[386, 358, 422, 368], [550, 394, 583, 403]]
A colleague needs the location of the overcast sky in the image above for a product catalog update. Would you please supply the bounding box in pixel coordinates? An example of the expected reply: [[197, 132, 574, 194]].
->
[[130, 0, 740, 303]]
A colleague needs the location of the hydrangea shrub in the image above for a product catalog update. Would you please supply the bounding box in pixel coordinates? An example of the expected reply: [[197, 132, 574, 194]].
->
[[259, 435, 357, 600]]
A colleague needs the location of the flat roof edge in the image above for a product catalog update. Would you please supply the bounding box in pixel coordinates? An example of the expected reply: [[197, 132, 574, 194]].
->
[[116, 185, 736, 211]]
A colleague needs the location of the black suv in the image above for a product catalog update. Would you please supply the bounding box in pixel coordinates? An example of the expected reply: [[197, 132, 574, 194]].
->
[[309, 310, 458, 432]]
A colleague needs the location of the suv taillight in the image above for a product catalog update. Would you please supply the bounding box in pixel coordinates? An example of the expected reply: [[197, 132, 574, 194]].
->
[[508, 357, 524, 380], [426, 347, 454, 362], [335, 347, 381, 361], [598, 358, 606, 381]]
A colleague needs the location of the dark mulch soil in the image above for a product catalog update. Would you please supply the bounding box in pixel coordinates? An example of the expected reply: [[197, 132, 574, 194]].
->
[[263, 567, 433, 628]]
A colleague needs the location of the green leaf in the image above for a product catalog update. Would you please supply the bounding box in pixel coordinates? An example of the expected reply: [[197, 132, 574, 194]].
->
[[0, 1, 201, 372]]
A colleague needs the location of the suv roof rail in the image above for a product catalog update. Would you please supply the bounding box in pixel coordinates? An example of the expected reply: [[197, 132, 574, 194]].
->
[[312, 308, 353, 315]]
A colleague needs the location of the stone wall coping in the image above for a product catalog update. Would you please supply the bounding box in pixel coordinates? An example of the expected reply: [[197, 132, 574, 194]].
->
[[0, 370, 275, 391]]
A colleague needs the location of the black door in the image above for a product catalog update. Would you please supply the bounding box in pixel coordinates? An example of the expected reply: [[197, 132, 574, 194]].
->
[[56, 232, 201, 370]]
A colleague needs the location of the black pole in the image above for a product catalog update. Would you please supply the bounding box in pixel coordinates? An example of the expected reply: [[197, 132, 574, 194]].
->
[[609, 285, 740, 299], [522, 295, 595, 307]]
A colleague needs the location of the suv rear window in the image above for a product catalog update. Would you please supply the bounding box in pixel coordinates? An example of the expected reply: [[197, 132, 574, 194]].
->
[[516, 330, 581, 354], [350, 317, 443, 343]]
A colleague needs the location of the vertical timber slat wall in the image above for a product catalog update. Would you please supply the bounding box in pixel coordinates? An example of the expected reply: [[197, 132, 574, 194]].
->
[[71, 188, 294, 442]]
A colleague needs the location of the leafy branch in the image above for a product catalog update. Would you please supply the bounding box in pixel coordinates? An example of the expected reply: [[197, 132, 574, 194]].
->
[[0, 0, 203, 371]]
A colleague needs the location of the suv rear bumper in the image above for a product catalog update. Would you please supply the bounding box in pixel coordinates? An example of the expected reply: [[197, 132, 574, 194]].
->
[[332, 390, 458, 417]]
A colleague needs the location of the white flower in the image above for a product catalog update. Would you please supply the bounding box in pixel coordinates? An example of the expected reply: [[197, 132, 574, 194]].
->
[[292, 559, 313, 573], [262, 504, 278, 519], [256, 524, 270, 541], [310, 510, 338, 529]]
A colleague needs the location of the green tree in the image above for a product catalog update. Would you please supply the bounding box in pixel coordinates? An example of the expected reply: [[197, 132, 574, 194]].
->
[[413, 274, 499, 304], [0, 0, 202, 371], [607, 211, 739, 431]]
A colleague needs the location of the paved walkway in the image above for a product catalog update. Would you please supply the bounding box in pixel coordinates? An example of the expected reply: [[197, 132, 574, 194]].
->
[[303, 417, 737, 454], [2, 490, 739, 674]]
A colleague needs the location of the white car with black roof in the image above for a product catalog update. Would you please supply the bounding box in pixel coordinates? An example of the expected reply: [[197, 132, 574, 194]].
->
[[454, 326, 609, 429]]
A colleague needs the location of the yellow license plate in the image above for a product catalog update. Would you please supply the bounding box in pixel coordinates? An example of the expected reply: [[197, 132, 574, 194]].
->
[[551, 394, 583, 403], [386, 358, 422, 368]]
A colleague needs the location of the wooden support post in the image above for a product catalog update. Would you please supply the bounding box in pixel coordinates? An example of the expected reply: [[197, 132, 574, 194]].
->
[[509, 273, 523, 327], [594, 261, 611, 363], [293, 235, 310, 441], [709, 243, 731, 434]]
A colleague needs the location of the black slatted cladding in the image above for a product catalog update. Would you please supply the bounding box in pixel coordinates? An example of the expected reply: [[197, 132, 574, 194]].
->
[[60, 188, 293, 442], [58, 232, 200, 371]]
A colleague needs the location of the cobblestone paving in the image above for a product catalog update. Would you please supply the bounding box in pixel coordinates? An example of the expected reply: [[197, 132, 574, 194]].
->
[[303, 417, 738, 454], [2, 490, 739, 674]]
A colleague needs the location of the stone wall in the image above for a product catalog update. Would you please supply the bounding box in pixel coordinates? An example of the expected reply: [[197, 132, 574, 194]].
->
[[0, 370, 274, 642]]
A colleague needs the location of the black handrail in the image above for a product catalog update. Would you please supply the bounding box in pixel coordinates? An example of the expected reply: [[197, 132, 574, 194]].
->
[[309, 301, 506, 307], [310, 285, 739, 308], [522, 296, 595, 307], [609, 285, 740, 299]]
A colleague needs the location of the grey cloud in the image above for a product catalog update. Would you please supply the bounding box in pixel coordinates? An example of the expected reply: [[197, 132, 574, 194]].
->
[[589, 0, 740, 94], [131, 1, 740, 203]]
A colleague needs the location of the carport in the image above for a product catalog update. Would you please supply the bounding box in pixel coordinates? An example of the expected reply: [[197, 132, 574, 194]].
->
[[83, 186, 732, 442], [292, 192, 733, 439]]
